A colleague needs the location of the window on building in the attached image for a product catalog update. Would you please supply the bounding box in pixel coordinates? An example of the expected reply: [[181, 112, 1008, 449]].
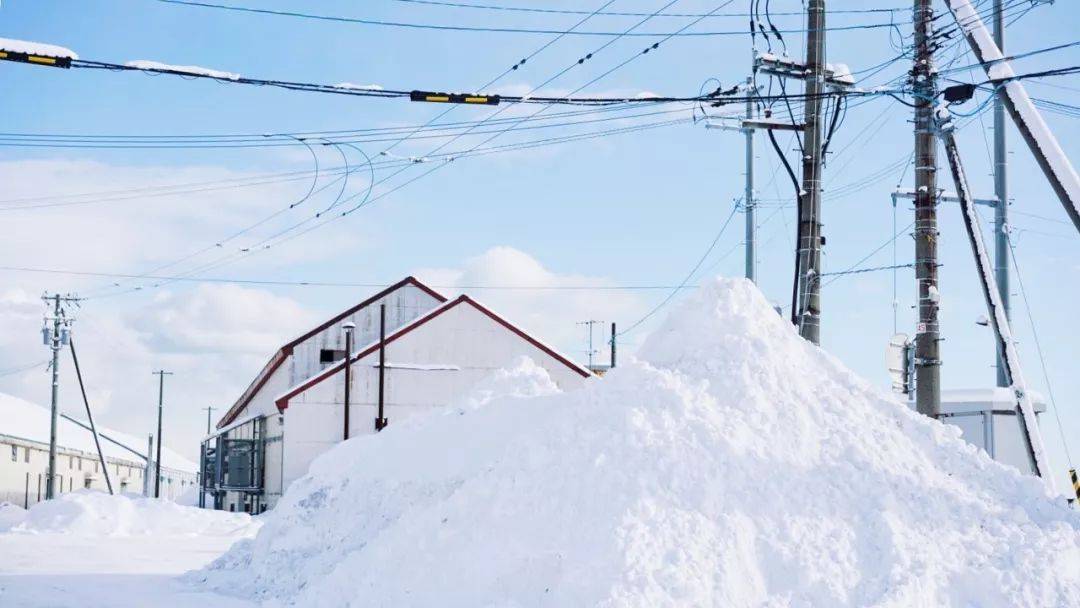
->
[[84, 477, 92, 490], [10, 444, 16, 462], [68, 455, 74, 469], [77, 457, 82, 471], [24, 447, 30, 463], [319, 348, 346, 363]]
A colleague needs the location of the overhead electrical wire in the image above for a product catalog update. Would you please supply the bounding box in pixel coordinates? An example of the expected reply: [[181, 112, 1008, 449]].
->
[[92, 0, 760, 299], [152, 0, 902, 37], [389, 0, 907, 18]]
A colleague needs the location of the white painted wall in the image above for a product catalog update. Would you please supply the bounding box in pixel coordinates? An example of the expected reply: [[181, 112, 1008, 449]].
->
[[0, 436, 197, 507], [223, 283, 444, 429], [281, 300, 589, 489]]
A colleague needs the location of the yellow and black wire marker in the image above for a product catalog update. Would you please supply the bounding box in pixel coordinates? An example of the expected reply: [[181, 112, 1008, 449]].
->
[[0, 49, 72, 68], [410, 90, 499, 105]]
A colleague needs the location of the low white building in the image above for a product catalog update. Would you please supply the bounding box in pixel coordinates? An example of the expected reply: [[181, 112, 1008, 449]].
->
[[0, 392, 199, 507], [202, 277, 591, 513]]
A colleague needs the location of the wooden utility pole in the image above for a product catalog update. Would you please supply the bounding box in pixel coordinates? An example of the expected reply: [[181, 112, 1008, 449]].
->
[[912, 0, 941, 418], [152, 369, 172, 498], [375, 305, 388, 432], [796, 0, 826, 344], [42, 293, 78, 500]]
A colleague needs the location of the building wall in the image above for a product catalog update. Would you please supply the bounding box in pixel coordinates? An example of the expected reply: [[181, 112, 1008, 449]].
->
[[281, 302, 589, 489], [222, 283, 444, 429], [0, 435, 196, 507]]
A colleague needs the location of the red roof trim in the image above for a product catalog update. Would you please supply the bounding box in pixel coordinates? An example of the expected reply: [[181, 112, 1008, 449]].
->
[[217, 276, 445, 428], [274, 296, 592, 411]]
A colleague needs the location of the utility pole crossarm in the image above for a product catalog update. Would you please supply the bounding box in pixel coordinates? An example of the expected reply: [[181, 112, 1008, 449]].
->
[[945, 0, 1080, 234]]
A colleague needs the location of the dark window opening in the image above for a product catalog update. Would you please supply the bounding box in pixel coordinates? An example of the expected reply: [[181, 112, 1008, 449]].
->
[[320, 349, 346, 363]]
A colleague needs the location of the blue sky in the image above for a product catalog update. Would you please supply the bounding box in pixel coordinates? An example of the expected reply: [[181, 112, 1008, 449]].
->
[[1, 0, 1078, 484]]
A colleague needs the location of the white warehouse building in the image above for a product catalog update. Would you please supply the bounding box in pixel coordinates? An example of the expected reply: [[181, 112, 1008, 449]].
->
[[0, 392, 199, 507], [201, 277, 592, 514]]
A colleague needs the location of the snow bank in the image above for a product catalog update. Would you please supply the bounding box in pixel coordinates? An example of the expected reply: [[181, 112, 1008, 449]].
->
[[125, 60, 240, 80], [1, 491, 258, 538], [0, 37, 78, 59], [196, 278, 1080, 606]]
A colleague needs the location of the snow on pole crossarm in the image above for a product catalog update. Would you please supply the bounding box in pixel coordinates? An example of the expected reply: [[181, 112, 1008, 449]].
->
[[124, 60, 240, 80], [945, 0, 1080, 233], [0, 37, 78, 67], [936, 110, 1055, 489]]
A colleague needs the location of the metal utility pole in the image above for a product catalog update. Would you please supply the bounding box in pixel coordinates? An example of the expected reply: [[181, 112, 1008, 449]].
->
[[991, 0, 1010, 388], [203, 406, 216, 435], [152, 369, 172, 498], [342, 321, 355, 441], [375, 305, 388, 432], [42, 293, 77, 500], [912, 0, 942, 418], [577, 320, 602, 369], [796, 0, 826, 344], [744, 75, 757, 282], [937, 110, 1053, 487], [609, 322, 617, 369]]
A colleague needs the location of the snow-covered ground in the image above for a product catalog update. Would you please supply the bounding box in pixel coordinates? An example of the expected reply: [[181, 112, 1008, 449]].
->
[[4, 278, 1079, 606], [0, 493, 259, 607]]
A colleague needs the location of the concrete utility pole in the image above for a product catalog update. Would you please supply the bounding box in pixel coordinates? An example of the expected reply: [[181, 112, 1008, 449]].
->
[[152, 369, 172, 498], [992, 0, 1010, 388], [744, 74, 757, 282], [912, 0, 942, 418], [42, 293, 77, 500], [203, 406, 216, 435], [796, 0, 826, 344]]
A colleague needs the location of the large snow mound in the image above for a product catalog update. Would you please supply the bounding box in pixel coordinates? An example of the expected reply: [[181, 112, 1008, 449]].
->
[[195, 278, 1080, 607], [1, 491, 259, 538]]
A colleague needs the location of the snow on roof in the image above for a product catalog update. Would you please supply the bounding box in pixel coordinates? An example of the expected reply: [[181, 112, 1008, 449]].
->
[[0, 37, 78, 59], [125, 60, 239, 81], [0, 392, 197, 473], [335, 82, 383, 91]]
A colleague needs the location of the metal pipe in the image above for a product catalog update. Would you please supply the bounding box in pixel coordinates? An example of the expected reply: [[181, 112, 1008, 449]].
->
[[610, 322, 617, 369]]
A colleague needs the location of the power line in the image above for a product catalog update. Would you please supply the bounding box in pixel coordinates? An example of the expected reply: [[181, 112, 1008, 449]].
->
[[0, 264, 701, 291], [617, 201, 742, 337], [390, 0, 907, 18], [153, 0, 902, 37]]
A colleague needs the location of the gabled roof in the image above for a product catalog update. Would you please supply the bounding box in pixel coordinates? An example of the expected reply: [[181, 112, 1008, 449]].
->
[[274, 295, 593, 411], [217, 277, 447, 429]]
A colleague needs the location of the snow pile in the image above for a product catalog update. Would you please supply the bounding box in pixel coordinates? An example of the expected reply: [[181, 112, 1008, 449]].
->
[[1, 491, 259, 538], [0, 501, 25, 530], [196, 278, 1080, 606], [460, 355, 561, 409], [125, 60, 240, 80], [0, 37, 78, 59]]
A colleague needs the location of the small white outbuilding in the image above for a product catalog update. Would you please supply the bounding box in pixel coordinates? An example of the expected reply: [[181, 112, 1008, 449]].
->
[[201, 277, 591, 513]]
